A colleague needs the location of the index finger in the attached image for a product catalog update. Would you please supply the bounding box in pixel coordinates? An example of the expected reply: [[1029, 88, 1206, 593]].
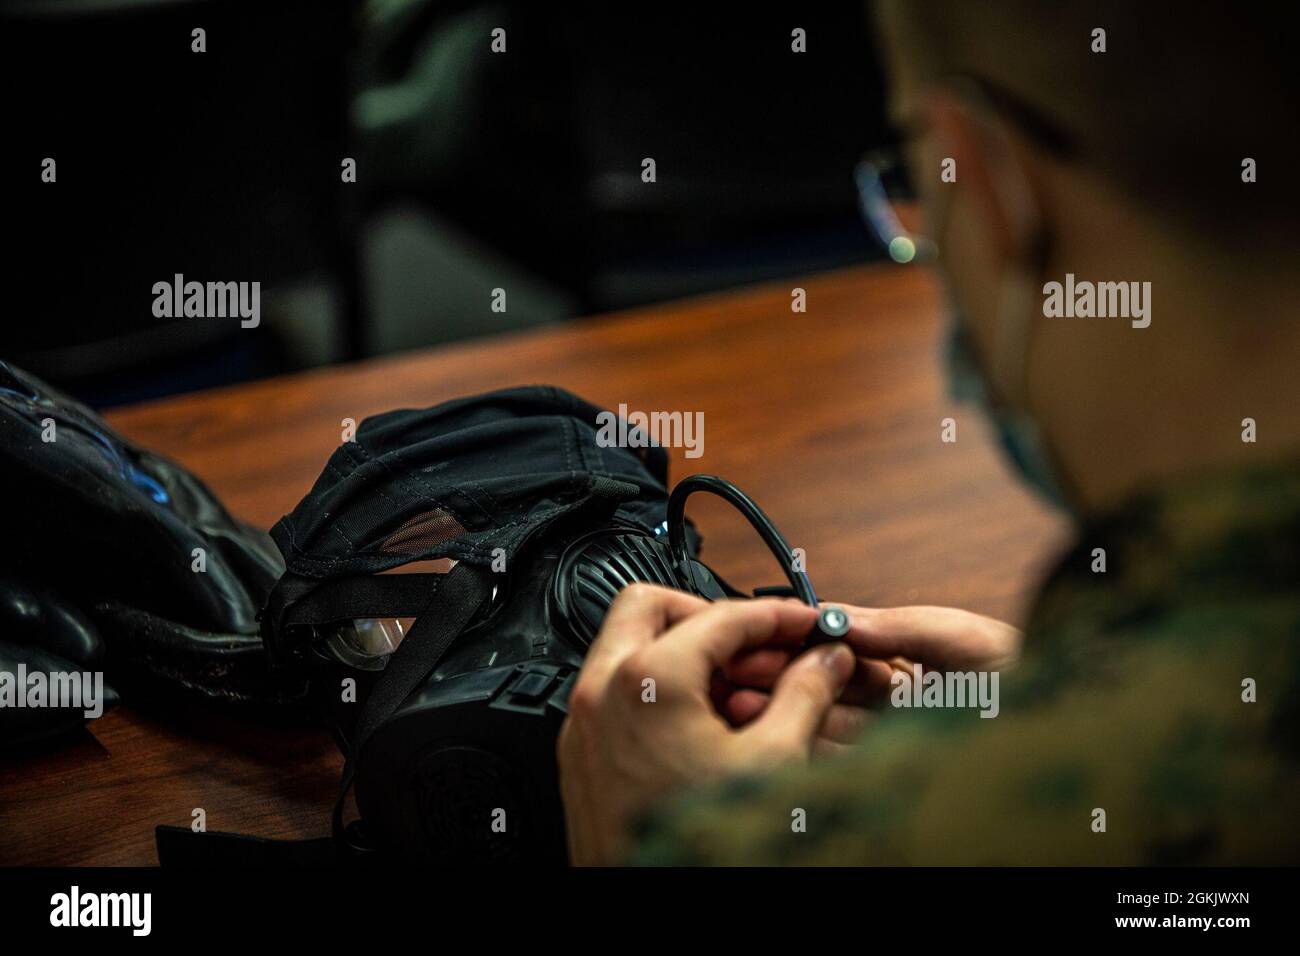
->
[[841, 605, 1012, 669], [582, 584, 710, 684]]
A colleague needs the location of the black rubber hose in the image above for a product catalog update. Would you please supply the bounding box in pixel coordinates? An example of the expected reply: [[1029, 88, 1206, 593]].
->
[[666, 474, 819, 607]]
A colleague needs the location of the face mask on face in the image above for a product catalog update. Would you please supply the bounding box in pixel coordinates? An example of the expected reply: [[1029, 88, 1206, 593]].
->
[[944, 304, 1073, 513], [914, 77, 1077, 514]]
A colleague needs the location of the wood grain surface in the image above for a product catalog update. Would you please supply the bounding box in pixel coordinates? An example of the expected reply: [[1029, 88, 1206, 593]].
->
[[0, 263, 1069, 865]]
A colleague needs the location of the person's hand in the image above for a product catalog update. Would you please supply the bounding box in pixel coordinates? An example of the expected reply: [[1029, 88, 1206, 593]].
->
[[841, 605, 1022, 670], [557, 584, 857, 866], [717, 628, 890, 754], [727, 603, 1022, 683], [715, 604, 1021, 736]]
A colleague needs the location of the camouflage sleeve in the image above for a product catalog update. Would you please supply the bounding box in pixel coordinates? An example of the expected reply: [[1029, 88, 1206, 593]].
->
[[631, 601, 1300, 865]]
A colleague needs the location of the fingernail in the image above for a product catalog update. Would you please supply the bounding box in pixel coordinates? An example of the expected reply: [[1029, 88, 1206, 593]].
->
[[820, 643, 854, 682]]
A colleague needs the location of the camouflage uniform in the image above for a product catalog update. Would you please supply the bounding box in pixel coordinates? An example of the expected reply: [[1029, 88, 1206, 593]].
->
[[633, 461, 1300, 864]]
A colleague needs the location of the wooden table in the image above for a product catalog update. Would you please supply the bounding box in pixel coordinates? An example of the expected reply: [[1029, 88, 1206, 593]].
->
[[0, 264, 1069, 865]]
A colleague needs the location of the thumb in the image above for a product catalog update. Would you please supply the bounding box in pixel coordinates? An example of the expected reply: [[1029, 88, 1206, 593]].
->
[[745, 642, 856, 757]]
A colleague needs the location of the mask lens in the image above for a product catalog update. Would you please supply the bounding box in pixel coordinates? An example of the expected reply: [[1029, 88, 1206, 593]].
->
[[320, 617, 415, 670]]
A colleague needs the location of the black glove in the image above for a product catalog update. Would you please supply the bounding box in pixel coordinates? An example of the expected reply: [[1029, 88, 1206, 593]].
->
[[0, 575, 118, 749], [0, 361, 294, 714]]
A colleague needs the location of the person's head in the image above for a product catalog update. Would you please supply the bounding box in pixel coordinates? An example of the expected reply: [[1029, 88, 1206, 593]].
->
[[873, 0, 1300, 512]]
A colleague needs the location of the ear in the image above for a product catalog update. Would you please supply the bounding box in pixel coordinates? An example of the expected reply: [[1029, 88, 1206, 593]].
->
[[920, 90, 1044, 267]]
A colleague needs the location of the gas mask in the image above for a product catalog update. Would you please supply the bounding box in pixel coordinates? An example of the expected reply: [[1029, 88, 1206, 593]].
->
[[159, 386, 846, 865]]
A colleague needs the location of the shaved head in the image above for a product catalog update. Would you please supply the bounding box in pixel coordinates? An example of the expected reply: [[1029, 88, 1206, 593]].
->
[[875, 1, 1297, 249]]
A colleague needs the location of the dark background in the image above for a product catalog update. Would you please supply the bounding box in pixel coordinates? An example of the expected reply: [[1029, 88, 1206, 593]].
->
[[1, 0, 897, 407]]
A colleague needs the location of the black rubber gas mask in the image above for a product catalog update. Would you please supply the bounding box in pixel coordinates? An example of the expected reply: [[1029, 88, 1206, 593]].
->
[[163, 386, 843, 865]]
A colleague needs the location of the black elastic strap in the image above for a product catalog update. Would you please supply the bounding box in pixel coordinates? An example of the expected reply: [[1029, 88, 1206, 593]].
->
[[262, 572, 447, 667], [330, 561, 492, 842], [281, 573, 444, 626]]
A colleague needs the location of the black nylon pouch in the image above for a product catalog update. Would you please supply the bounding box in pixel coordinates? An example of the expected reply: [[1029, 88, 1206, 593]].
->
[[272, 385, 671, 573]]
